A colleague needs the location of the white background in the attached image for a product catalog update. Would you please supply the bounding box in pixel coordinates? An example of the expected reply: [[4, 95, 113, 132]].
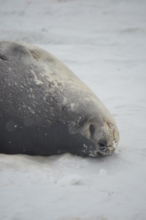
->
[[0, 0, 146, 219]]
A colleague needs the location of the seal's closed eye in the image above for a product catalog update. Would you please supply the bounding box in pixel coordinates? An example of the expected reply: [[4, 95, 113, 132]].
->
[[89, 124, 95, 136]]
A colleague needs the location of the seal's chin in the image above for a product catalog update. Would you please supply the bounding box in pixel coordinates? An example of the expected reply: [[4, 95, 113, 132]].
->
[[95, 145, 116, 157]]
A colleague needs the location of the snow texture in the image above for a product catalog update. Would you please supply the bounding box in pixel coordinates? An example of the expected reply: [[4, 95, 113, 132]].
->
[[0, 0, 146, 219]]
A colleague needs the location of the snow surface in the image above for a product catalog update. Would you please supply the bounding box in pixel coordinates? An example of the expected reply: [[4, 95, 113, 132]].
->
[[0, 0, 146, 219]]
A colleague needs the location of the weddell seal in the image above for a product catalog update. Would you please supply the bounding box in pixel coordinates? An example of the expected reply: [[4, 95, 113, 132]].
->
[[0, 41, 120, 157]]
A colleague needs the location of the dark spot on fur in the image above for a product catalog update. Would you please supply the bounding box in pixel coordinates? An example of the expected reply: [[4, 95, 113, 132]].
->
[[58, 82, 62, 86], [61, 106, 66, 111], [78, 116, 89, 127], [30, 50, 40, 61], [0, 54, 8, 60]]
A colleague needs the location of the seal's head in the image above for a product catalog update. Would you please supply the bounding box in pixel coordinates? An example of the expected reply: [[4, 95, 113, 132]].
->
[[81, 116, 120, 157]]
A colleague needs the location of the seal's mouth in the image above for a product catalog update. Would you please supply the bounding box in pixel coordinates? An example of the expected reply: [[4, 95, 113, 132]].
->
[[89, 146, 116, 158], [95, 142, 117, 157], [96, 146, 115, 157]]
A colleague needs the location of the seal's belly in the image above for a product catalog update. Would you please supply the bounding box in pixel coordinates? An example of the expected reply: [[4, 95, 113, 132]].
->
[[0, 116, 95, 157]]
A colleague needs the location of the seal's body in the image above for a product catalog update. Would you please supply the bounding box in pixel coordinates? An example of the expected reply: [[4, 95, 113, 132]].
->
[[0, 42, 119, 157]]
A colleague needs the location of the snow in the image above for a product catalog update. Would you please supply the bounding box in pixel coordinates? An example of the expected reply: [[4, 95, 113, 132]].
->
[[0, 0, 146, 219]]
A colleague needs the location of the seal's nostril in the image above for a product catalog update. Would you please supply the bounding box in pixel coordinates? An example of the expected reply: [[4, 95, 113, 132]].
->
[[99, 142, 105, 147], [98, 142, 106, 150]]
